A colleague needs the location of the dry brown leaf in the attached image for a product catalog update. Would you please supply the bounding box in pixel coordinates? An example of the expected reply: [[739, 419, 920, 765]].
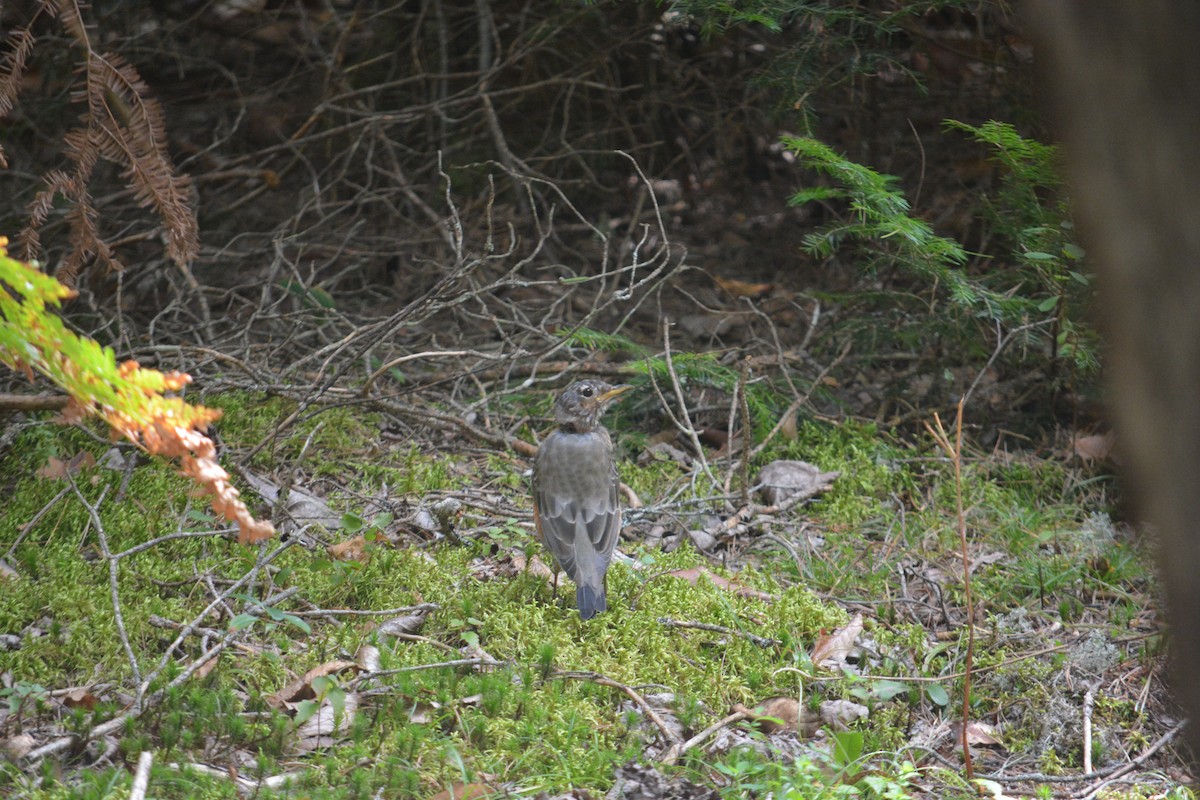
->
[[327, 535, 370, 562], [757, 460, 840, 506], [744, 696, 800, 733], [810, 612, 864, 667], [780, 410, 798, 441], [3, 733, 35, 760], [409, 700, 441, 724], [713, 274, 775, 299], [1074, 431, 1116, 463], [356, 644, 381, 673], [36, 451, 95, 479], [61, 688, 98, 710], [427, 783, 496, 800], [377, 611, 428, 638], [951, 720, 1004, 747], [195, 654, 220, 680], [511, 552, 555, 580], [295, 691, 358, 748], [819, 699, 869, 728], [665, 567, 776, 603], [268, 659, 361, 708]]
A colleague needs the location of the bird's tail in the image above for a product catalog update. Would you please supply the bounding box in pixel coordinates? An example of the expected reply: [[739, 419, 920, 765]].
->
[[576, 582, 607, 620]]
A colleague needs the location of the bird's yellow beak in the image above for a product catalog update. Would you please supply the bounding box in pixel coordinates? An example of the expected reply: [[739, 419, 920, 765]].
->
[[597, 384, 635, 404]]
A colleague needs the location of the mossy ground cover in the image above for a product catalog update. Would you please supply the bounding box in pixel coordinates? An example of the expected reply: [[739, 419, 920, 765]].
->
[[0, 389, 1179, 799]]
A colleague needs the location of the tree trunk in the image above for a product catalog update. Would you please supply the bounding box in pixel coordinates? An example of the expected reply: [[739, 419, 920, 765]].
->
[[1031, 0, 1200, 761]]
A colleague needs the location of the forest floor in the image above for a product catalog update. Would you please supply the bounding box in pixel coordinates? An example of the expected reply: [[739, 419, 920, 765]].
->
[[0, 3, 1195, 799]]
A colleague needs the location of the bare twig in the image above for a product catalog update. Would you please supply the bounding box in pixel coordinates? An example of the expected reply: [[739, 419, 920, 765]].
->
[[925, 399, 973, 779], [657, 617, 780, 648], [659, 710, 749, 765], [129, 750, 153, 800], [554, 670, 681, 748]]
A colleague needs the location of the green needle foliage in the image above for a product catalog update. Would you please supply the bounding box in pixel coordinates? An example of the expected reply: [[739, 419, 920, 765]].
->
[[945, 119, 1098, 374], [785, 124, 1097, 381], [785, 135, 1009, 319]]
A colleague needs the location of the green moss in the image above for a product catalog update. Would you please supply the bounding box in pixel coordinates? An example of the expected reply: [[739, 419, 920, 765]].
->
[[0, 387, 1175, 797]]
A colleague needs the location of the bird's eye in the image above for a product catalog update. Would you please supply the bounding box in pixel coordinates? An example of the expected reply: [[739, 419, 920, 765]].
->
[[579, 385, 594, 397]]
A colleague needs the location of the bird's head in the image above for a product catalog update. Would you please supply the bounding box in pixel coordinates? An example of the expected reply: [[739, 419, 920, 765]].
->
[[553, 380, 633, 432]]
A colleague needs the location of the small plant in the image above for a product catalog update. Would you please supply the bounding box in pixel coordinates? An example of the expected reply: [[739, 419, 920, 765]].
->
[[715, 747, 919, 800], [229, 593, 311, 635], [945, 119, 1098, 375], [785, 123, 1098, 392], [0, 680, 49, 723]]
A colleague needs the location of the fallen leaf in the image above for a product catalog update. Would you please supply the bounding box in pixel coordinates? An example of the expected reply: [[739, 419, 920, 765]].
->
[[951, 720, 1004, 747], [409, 700, 441, 724], [62, 688, 98, 710], [713, 274, 775, 299], [819, 699, 869, 728], [3, 734, 35, 760], [195, 655, 220, 680], [1074, 431, 1116, 463], [811, 612, 864, 667], [969, 551, 1006, 573], [356, 645, 380, 673], [639, 440, 693, 468], [427, 783, 496, 800], [665, 567, 776, 602], [511, 552, 555, 580], [295, 691, 358, 748], [238, 471, 342, 533], [327, 535, 370, 562], [36, 451, 95, 479], [743, 696, 800, 733], [377, 610, 429, 638], [268, 659, 361, 709], [780, 410, 798, 441], [757, 460, 840, 506], [686, 529, 717, 552]]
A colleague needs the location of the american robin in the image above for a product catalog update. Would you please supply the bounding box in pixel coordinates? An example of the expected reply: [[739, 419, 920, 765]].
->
[[532, 380, 633, 620]]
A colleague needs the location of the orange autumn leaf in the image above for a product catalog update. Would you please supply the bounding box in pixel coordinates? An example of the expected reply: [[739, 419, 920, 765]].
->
[[713, 274, 774, 299]]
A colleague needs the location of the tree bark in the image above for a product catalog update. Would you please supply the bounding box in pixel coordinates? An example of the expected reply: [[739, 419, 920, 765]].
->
[[1031, 0, 1200, 762]]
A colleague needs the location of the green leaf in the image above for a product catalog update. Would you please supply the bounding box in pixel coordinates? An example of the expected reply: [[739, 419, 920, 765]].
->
[[328, 686, 347, 723], [1036, 296, 1059, 312], [230, 614, 258, 630], [925, 682, 950, 706], [294, 699, 319, 725], [342, 513, 364, 533], [870, 680, 911, 702], [1062, 242, 1086, 260], [831, 730, 864, 767], [1024, 251, 1054, 261], [281, 613, 312, 634]]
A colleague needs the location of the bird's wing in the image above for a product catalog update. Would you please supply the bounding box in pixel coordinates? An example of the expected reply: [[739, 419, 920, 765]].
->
[[533, 431, 621, 583]]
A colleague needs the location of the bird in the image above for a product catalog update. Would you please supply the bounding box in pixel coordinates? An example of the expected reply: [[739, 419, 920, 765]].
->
[[532, 380, 633, 620]]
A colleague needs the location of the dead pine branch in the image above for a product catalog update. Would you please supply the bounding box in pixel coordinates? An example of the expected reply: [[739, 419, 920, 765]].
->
[[9, 0, 200, 297]]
